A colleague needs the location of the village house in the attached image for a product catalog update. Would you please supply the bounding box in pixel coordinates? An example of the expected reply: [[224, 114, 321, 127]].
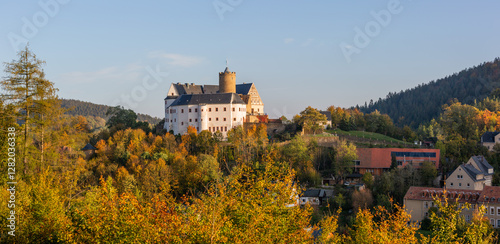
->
[[300, 189, 326, 206], [481, 131, 500, 151], [446, 156, 494, 191]]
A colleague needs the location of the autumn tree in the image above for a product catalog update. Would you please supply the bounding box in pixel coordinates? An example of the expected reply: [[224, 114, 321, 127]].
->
[[347, 204, 422, 244], [1, 45, 59, 172], [295, 106, 327, 135]]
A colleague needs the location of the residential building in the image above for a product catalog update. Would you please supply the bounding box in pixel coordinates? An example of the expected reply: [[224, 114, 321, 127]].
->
[[355, 148, 440, 176], [319, 110, 332, 129], [300, 189, 326, 206], [404, 186, 500, 228], [481, 131, 500, 151], [446, 156, 494, 190], [404, 186, 480, 223]]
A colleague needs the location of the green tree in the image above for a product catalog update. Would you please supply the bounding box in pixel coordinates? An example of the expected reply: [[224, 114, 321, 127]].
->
[[420, 161, 437, 186], [362, 172, 373, 189], [333, 140, 357, 183], [106, 105, 138, 129]]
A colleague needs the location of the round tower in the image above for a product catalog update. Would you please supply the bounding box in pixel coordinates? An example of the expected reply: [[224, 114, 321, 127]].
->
[[219, 67, 236, 93]]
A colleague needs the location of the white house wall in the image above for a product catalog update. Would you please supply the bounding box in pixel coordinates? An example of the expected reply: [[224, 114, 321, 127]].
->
[[165, 103, 246, 138]]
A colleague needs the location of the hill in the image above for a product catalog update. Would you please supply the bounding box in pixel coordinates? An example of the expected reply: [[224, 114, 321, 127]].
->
[[359, 58, 500, 128], [60, 99, 162, 124]]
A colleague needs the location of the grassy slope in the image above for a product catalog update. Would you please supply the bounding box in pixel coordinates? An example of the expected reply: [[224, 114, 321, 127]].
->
[[326, 129, 413, 145]]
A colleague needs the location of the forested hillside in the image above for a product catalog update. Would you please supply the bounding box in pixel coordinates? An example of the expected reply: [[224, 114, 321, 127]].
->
[[359, 58, 500, 128], [61, 99, 162, 124]]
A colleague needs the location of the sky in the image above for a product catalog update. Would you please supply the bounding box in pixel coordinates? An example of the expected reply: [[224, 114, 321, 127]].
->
[[1, 1, 500, 119]]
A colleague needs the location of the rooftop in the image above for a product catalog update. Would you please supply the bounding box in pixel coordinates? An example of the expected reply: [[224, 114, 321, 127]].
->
[[169, 93, 246, 106], [481, 131, 500, 143]]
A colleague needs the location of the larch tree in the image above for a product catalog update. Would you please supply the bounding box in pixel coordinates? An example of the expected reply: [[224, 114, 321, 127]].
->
[[1, 45, 58, 173]]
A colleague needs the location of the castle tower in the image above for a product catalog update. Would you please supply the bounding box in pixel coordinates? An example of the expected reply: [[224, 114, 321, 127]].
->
[[219, 66, 236, 93]]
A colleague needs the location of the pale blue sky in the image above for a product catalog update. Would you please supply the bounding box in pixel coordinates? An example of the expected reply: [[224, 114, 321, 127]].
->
[[1, 1, 499, 119]]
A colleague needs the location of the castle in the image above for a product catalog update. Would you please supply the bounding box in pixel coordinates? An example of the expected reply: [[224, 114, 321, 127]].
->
[[164, 66, 265, 137]]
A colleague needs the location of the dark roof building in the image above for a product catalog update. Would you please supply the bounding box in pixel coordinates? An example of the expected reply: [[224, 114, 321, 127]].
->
[[301, 189, 326, 198], [470, 156, 494, 176], [319, 111, 332, 121], [169, 93, 245, 107], [165, 83, 255, 100], [481, 131, 500, 143], [446, 155, 494, 190], [481, 131, 500, 151], [82, 143, 96, 151]]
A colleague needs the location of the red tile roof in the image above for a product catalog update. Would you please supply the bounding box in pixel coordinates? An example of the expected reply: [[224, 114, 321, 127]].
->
[[404, 186, 481, 203], [478, 186, 500, 203]]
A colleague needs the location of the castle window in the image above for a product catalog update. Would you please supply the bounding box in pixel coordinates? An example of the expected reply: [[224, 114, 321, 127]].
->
[[181, 122, 184, 125], [224, 118, 226, 121], [232, 108, 235, 112], [216, 127, 219, 131], [197, 127, 199, 131], [189, 109, 192, 113], [224, 107, 227, 111], [234, 118, 236, 121], [216, 108, 218, 112], [195, 119, 198, 122], [459, 183, 462, 187], [467, 183, 470, 187], [216, 118, 219, 121], [451, 183, 454, 186], [189, 119, 192, 122], [174, 119, 176, 122], [209, 108, 212, 112], [209, 118, 212, 121], [181, 109, 184, 113], [225, 126, 227, 132], [492, 207, 495, 215]]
